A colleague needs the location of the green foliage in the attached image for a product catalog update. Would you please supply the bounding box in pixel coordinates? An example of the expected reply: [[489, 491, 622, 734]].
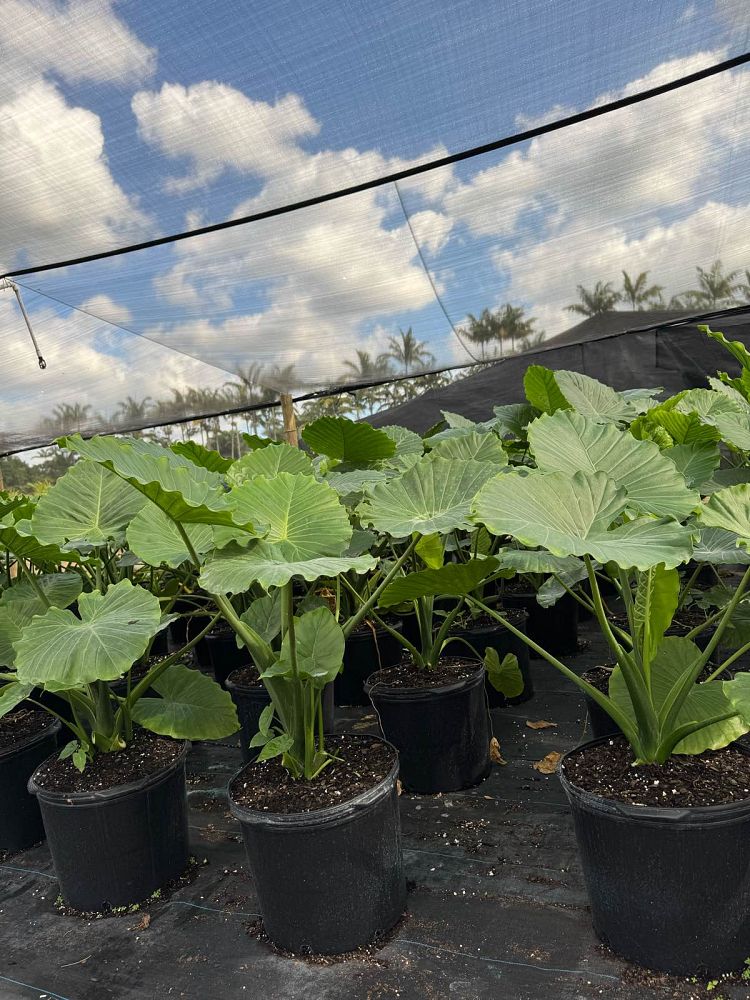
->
[[302, 416, 396, 464]]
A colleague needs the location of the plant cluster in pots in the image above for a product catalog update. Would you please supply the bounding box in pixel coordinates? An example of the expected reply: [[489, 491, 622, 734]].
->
[[356, 449, 522, 794], [468, 378, 750, 977], [69, 426, 411, 954], [0, 450, 241, 910]]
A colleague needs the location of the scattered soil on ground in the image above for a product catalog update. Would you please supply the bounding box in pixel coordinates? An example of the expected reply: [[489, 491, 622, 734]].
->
[[563, 736, 750, 808], [229, 734, 396, 814], [33, 729, 184, 794]]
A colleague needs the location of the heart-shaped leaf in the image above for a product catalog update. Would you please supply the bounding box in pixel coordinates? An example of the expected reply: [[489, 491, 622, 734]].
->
[[14, 579, 161, 691], [302, 417, 395, 464], [379, 558, 499, 606], [131, 661, 239, 739], [227, 442, 313, 485]]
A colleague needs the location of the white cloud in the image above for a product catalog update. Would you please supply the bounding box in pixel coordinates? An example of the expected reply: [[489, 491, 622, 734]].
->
[[1, 0, 155, 94], [494, 200, 750, 335], [0, 80, 151, 270], [132, 82, 319, 193], [445, 52, 748, 240], [79, 294, 133, 327]]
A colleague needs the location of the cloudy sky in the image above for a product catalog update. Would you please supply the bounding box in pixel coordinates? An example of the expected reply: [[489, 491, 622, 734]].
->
[[0, 0, 748, 445]]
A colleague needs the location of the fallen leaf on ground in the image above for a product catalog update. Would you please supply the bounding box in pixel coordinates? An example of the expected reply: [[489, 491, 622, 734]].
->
[[533, 752, 562, 774], [396, 779, 403, 796], [489, 737, 507, 765], [526, 720, 557, 730], [133, 913, 151, 931]]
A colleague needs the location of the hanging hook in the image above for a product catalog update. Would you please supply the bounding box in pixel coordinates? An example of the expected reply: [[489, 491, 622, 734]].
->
[[1, 277, 46, 369]]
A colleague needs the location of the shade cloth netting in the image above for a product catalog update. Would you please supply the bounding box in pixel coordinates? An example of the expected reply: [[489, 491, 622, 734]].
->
[[368, 309, 750, 431], [0, 1, 749, 454]]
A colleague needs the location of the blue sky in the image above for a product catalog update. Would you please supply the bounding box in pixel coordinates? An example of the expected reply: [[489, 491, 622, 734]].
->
[[0, 0, 748, 443]]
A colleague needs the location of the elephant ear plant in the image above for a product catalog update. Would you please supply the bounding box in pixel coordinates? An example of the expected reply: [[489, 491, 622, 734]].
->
[[469, 398, 750, 978], [67, 432, 411, 954]]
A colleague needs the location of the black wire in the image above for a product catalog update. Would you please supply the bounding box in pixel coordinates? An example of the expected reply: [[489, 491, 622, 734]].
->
[[3, 304, 749, 458], [3, 51, 749, 280]]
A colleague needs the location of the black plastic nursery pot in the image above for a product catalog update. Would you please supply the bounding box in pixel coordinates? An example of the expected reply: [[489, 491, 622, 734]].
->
[[28, 741, 190, 911], [226, 669, 335, 764], [580, 667, 622, 740], [0, 718, 60, 852], [335, 621, 403, 706], [501, 590, 579, 657], [560, 737, 750, 976], [365, 663, 490, 794], [168, 598, 213, 666], [205, 626, 252, 688], [449, 609, 533, 707], [228, 734, 405, 954]]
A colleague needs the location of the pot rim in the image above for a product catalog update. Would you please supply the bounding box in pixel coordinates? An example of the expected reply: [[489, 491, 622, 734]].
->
[[227, 733, 399, 831], [28, 738, 190, 806], [0, 715, 61, 763], [364, 660, 485, 699], [225, 670, 267, 695], [560, 735, 750, 824]]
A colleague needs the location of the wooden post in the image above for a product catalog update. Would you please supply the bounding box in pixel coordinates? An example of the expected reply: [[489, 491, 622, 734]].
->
[[280, 393, 298, 448]]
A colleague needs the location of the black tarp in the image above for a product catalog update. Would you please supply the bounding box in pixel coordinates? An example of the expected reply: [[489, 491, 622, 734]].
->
[[369, 309, 750, 432]]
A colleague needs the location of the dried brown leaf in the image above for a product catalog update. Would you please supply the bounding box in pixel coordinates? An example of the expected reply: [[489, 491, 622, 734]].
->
[[489, 737, 507, 765], [526, 720, 557, 730], [396, 779, 403, 796], [533, 751, 562, 774]]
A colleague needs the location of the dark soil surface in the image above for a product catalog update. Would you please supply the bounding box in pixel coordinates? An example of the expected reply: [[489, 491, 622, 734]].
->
[[227, 665, 263, 689], [367, 656, 482, 690], [111, 653, 176, 688], [581, 665, 614, 695], [229, 734, 396, 814], [449, 607, 527, 632], [0, 706, 52, 751], [33, 729, 184, 794], [563, 736, 750, 808]]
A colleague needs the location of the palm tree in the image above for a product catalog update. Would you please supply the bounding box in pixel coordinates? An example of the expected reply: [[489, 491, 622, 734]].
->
[[342, 350, 393, 382], [114, 396, 154, 426], [496, 304, 538, 353], [384, 328, 435, 376], [40, 402, 94, 436], [682, 260, 743, 309], [621, 271, 664, 310], [566, 281, 621, 317], [463, 309, 504, 360]]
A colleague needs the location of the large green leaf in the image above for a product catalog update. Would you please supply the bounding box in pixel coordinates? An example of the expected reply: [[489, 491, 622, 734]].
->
[[675, 388, 750, 451], [523, 365, 570, 415], [553, 370, 636, 424], [497, 550, 588, 607], [274, 607, 345, 688], [0, 681, 34, 717], [171, 440, 233, 473], [611, 637, 747, 753], [473, 470, 693, 570], [227, 442, 313, 485], [379, 557, 499, 607], [202, 472, 373, 591], [663, 443, 721, 490], [359, 456, 498, 537], [0, 512, 83, 565], [31, 461, 145, 547], [380, 425, 424, 463], [691, 527, 750, 565], [323, 468, 389, 497], [528, 410, 698, 518], [63, 434, 244, 530], [201, 545, 376, 593], [703, 468, 750, 494], [239, 592, 282, 644], [131, 662, 239, 739], [493, 403, 537, 439], [428, 430, 508, 465], [14, 579, 161, 691], [302, 417, 396, 464], [632, 565, 679, 669], [127, 505, 215, 568], [0, 573, 83, 667], [698, 485, 750, 543]]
